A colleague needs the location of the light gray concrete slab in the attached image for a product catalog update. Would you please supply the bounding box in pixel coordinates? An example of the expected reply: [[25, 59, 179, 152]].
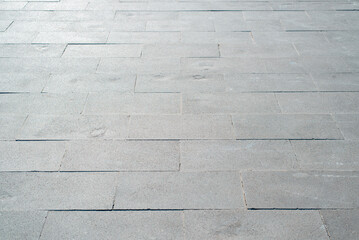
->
[[33, 32, 109, 43], [183, 93, 281, 114], [0, 141, 65, 171], [0, 172, 119, 210], [107, 32, 180, 44], [311, 73, 359, 91], [0, 20, 12, 31], [0, 32, 38, 43], [18, 114, 129, 140], [142, 44, 219, 58], [0, 211, 47, 240], [44, 73, 135, 93], [232, 114, 343, 140], [114, 172, 244, 209], [180, 140, 297, 171], [321, 210, 359, 240], [61, 140, 179, 171], [181, 32, 252, 44], [292, 140, 359, 170], [184, 210, 328, 240], [0, 73, 49, 93], [84, 92, 180, 114], [220, 43, 298, 58], [41, 211, 184, 240], [0, 115, 26, 140], [242, 171, 359, 208], [128, 115, 235, 139], [333, 114, 359, 140], [63, 44, 142, 57]]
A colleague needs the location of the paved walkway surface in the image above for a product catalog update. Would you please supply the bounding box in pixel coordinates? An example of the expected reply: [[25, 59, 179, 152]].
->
[[1, 0, 359, 239]]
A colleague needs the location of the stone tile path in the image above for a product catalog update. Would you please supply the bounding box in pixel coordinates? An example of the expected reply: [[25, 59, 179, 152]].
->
[[0, 0, 358, 238]]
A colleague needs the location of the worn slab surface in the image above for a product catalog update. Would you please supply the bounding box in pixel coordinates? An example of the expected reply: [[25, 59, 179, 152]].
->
[[0, 0, 358, 238]]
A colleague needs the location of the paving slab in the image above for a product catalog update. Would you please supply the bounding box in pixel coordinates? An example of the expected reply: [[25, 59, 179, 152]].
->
[[114, 172, 244, 209], [0, 115, 26, 140], [321, 210, 359, 240], [0, 73, 49, 93], [63, 44, 143, 58], [41, 211, 184, 240], [180, 140, 297, 171], [242, 171, 359, 209], [184, 210, 328, 240], [0, 172, 118, 210], [0, 211, 47, 240], [61, 140, 179, 171], [333, 114, 359, 140]]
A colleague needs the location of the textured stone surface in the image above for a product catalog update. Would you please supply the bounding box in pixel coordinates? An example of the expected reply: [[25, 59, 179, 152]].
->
[[321, 210, 359, 240]]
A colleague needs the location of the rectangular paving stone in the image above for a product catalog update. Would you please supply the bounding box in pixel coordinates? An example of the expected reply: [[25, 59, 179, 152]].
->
[[0, 2, 26, 10], [333, 114, 359, 140], [0, 115, 26, 140], [135, 73, 226, 93], [251, 32, 327, 45], [41, 211, 183, 240], [107, 32, 180, 44], [224, 73, 316, 92], [33, 32, 109, 43], [292, 140, 359, 170], [128, 115, 235, 139], [320, 210, 359, 240], [0, 57, 99, 73], [242, 171, 359, 208], [61, 140, 179, 171], [220, 43, 298, 58], [84, 92, 180, 114], [0, 93, 87, 114], [0, 32, 38, 43], [24, 2, 88, 11], [97, 58, 180, 74], [311, 73, 359, 91], [44, 73, 135, 93], [184, 210, 328, 240], [18, 114, 129, 140], [181, 32, 252, 44], [232, 114, 343, 140], [183, 93, 281, 114], [0, 20, 12, 31], [0, 73, 49, 93], [114, 172, 244, 209], [180, 140, 297, 171], [0, 141, 65, 171], [0, 172, 118, 210], [50, 11, 116, 21], [142, 44, 219, 58], [276, 92, 359, 114], [146, 20, 214, 32], [0, 211, 47, 240], [63, 44, 142, 57]]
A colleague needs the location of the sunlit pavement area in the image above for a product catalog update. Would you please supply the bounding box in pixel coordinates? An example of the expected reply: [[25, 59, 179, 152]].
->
[[0, 0, 359, 239]]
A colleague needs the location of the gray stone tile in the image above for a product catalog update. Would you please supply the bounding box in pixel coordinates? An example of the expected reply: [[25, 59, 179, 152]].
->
[[97, 58, 180, 74], [224, 73, 316, 92], [183, 93, 281, 114], [0, 32, 38, 43], [0, 93, 87, 114], [276, 93, 359, 114], [0, 172, 118, 210], [333, 114, 359, 140], [0, 211, 47, 240], [63, 44, 142, 57], [321, 210, 359, 240], [84, 92, 180, 114], [114, 172, 244, 209], [135, 73, 226, 93], [184, 210, 328, 240], [0, 115, 26, 140], [180, 140, 297, 171], [115, 11, 178, 21], [128, 115, 234, 139], [252, 32, 327, 45], [242, 171, 359, 208], [0, 2, 26, 10], [292, 140, 359, 170], [61, 140, 179, 171], [107, 32, 180, 44], [232, 114, 343, 140], [44, 73, 135, 93], [18, 114, 129, 140], [142, 44, 219, 58], [181, 32, 252, 44], [311, 73, 359, 91], [146, 20, 214, 32], [24, 2, 88, 11], [41, 211, 184, 240], [33, 32, 108, 43], [50, 11, 116, 21], [220, 43, 298, 58], [0, 73, 49, 93], [0, 20, 12, 31], [0, 141, 65, 171], [0, 57, 99, 73]]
